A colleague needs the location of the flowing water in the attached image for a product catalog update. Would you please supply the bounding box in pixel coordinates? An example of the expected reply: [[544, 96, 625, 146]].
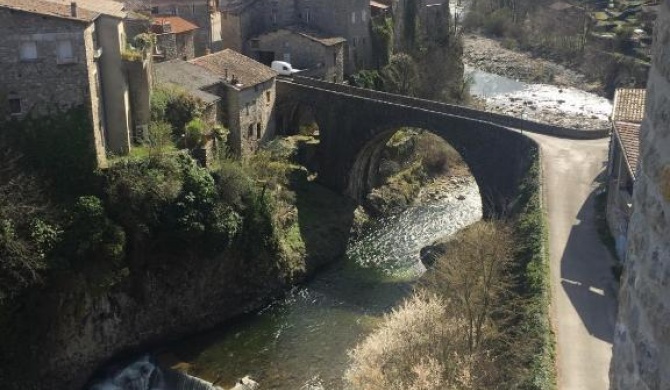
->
[[132, 178, 482, 390], [466, 66, 613, 128], [163, 178, 482, 390]]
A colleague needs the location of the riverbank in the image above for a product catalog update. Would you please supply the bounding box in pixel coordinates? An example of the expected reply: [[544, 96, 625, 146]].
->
[[464, 35, 612, 132], [464, 34, 598, 91]]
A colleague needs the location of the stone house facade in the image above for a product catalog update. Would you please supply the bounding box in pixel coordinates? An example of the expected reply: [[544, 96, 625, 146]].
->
[[221, 0, 371, 74], [249, 25, 345, 82], [155, 49, 277, 156], [191, 49, 277, 155], [147, 0, 222, 56], [0, 0, 142, 165], [606, 88, 645, 261], [610, 1, 670, 389], [151, 16, 198, 61]]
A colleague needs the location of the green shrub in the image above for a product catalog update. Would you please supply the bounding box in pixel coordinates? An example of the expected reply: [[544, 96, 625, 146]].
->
[[55, 196, 125, 272], [1, 106, 100, 198], [146, 121, 174, 155], [151, 84, 205, 138], [511, 151, 556, 390], [185, 118, 207, 149]]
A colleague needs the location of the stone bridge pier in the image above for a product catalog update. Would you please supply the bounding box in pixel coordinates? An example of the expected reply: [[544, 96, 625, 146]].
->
[[276, 79, 539, 216]]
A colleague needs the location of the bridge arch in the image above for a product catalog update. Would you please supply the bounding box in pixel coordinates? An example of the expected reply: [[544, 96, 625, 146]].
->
[[346, 125, 476, 205], [276, 80, 539, 216]]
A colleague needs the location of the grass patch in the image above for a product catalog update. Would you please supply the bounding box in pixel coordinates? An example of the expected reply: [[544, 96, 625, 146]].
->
[[511, 150, 556, 390]]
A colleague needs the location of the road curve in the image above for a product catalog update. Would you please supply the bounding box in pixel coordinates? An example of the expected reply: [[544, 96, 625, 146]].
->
[[526, 133, 619, 390]]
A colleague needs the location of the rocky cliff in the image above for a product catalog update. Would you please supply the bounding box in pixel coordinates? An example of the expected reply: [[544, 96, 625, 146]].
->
[[610, 1, 670, 388]]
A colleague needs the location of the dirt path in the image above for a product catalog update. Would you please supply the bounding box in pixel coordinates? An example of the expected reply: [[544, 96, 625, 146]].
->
[[526, 133, 619, 390]]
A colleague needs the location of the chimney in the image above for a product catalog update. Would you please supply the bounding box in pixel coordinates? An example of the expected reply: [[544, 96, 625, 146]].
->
[[70, 2, 77, 18], [224, 68, 228, 80], [162, 21, 172, 34]]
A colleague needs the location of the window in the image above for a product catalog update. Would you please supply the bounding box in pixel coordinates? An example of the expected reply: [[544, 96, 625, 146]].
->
[[8, 94, 21, 115], [151, 6, 158, 14], [19, 41, 37, 61], [362, 10, 367, 22], [351, 12, 356, 23], [256, 123, 261, 139], [272, 10, 278, 24], [305, 8, 311, 23], [333, 52, 337, 65], [352, 37, 357, 47], [248, 124, 254, 138], [246, 103, 250, 115], [265, 91, 271, 103], [57, 40, 75, 64]]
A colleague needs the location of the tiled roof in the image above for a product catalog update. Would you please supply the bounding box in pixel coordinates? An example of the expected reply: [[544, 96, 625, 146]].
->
[[613, 88, 646, 123], [614, 121, 641, 179], [283, 25, 346, 47], [190, 49, 277, 89], [152, 16, 199, 34], [0, 0, 99, 22], [154, 60, 221, 104]]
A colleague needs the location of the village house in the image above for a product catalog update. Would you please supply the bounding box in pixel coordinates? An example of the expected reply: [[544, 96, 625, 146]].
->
[[249, 25, 345, 82], [220, 0, 372, 75], [606, 88, 646, 261], [145, 0, 222, 56], [191, 49, 277, 155], [155, 49, 277, 156], [0, 0, 151, 165], [154, 59, 222, 125], [151, 16, 199, 61]]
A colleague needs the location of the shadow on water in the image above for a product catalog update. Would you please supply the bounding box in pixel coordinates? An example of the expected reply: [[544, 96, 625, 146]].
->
[[559, 182, 619, 344]]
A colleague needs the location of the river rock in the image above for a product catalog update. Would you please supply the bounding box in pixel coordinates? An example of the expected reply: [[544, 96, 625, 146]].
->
[[230, 376, 259, 390]]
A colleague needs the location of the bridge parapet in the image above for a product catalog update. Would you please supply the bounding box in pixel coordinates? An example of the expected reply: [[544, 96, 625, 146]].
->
[[289, 76, 610, 140]]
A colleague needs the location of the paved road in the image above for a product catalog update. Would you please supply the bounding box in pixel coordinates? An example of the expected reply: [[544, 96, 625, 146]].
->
[[526, 133, 619, 390]]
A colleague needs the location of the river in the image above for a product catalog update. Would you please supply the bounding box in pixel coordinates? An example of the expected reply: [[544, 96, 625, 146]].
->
[[163, 178, 483, 390], [92, 54, 613, 390], [90, 178, 482, 390]]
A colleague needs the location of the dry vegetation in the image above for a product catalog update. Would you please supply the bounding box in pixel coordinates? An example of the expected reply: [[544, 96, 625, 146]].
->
[[346, 222, 519, 389], [348, 152, 554, 390]]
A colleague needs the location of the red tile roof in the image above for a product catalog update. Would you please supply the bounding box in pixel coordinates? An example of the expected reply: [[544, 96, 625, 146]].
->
[[613, 88, 646, 123], [614, 121, 641, 179], [152, 16, 199, 34]]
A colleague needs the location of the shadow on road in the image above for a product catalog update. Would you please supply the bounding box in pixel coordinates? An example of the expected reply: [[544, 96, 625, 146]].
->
[[560, 186, 619, 343]]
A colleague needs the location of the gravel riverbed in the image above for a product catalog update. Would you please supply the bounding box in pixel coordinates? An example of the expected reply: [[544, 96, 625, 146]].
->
[[464, 34, 612, 131]]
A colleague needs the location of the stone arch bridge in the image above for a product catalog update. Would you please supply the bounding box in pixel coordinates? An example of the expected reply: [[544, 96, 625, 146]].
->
[[276, 76, 608, 215]]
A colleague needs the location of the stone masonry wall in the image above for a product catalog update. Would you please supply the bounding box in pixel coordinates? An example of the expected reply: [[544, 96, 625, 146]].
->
[[610, 1, 670, 389], [252, 30, 344, 82], [0, 10, 91, 117], [0, 9, 107, 166]]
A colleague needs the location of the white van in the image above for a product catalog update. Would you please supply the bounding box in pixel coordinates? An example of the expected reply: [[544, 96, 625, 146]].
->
[[271, 60, 301, 76]]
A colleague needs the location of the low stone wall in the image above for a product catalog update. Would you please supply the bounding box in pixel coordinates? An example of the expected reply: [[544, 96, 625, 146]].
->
[[289, 76, 610, 140]]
